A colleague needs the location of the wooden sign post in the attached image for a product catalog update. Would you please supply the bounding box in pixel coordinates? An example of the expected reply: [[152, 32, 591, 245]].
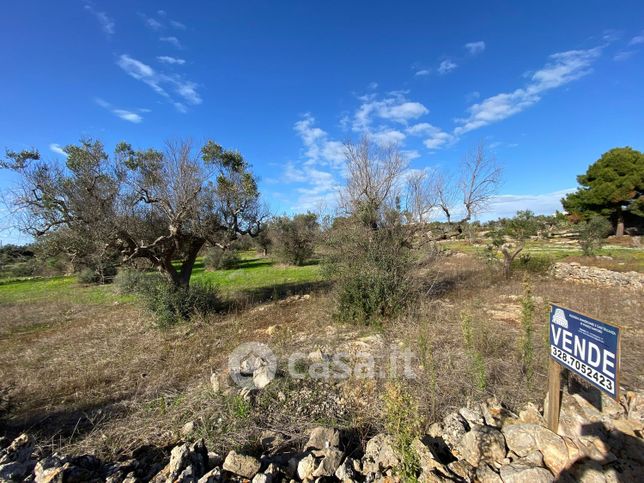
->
[[547, 358, 562, 432], [547, 304, 621, 434]]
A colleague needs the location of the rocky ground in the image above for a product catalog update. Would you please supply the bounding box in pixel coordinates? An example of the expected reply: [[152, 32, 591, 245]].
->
[[1, 382, 642, 483]]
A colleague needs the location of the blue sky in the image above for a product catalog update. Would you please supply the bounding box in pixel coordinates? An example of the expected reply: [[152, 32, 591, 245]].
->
[[1, 1, 643, 244]]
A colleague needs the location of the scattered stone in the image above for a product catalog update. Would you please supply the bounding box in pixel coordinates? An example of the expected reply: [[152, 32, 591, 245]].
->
[[210, 373, 221, 393], [181, 420, 195, 436], [223, 451, 261, 479], [305, 427, 340, 450], [253, 365, 273, 389], [297, 454, 316, 480]]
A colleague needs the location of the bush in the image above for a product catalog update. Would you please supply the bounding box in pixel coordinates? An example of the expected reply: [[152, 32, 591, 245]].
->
[[114, 268, 163, 294], [578, 216, 613, 255], [511, 253, 554, 275], [76, 263, 117, 284], [325, 221, 414, 326], [115, 268, 219, 326], [204, 248, 241, 270], [142, 281, 219, 327], [273, 213, 318, 265]]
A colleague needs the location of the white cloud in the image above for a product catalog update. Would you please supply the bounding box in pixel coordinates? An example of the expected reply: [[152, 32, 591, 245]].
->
[[117, 54, 201, 110], [482, 188, 574, 220], [455, 47, 601, 135], [160, 36, 182, 48], [294, 114, 346, 168], [613, 50, 635, 62], [84, 4, 115, 35], [372, 129, 406, 147], [352, 93, 429, 131], [95, 98, 145, 123], [465, 41, 486, 55], [157, 56, 186, 65], [170, 20, 186, 30], [406, 123, 454, 150], [49, 143, 67, 157], [628, 31, 644, 45], [415, 69, 431, 76], [141, 14, 163, 30], [113, 109, 143, 123], [438, 59, 457, 74]]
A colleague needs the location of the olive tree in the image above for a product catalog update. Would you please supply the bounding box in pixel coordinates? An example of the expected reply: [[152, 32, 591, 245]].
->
[[2, 139, 265, 288], [490, 210, 543, 279]]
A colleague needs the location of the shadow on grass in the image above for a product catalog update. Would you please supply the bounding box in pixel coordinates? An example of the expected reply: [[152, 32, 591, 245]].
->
[[221, 279, 331, 311], [0, 396, 132, 451]]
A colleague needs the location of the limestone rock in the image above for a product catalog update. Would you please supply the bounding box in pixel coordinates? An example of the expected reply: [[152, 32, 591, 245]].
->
[[223, 451, 261, 479], [297, 454, 316, 480], [312, 449, 343, 477], [457, 425, 506, 466], [198, 466, 222, 483], [459, 406, 484, 426], [519, 402, 544, 425], [499, 462, 554, 483], [441, 412, 468, 453], [502, 423, 568, 475], [305, 427, 340, 450], [335, 457, 358, 482], [476, 463, 503, 483], [362, 434, 400, 474]]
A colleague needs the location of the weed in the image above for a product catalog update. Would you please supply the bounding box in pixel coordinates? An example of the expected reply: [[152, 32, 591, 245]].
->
[[229, 395, 252, 420], [520, 279, 535, 386], [383, 381, 421, 482], [460, 311, 487, 391]]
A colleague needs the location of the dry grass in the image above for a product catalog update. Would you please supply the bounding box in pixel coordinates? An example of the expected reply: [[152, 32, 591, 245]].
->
[[0, 250, 642, 462]]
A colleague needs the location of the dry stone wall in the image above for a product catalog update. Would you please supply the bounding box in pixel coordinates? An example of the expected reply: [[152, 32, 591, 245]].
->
[[552, 262, 643, 290]]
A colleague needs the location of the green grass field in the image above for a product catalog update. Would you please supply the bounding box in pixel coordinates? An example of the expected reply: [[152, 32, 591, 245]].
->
[[190, 252, 322, 296], [443, 239, 644, 272], [0, 251, 322, 306]]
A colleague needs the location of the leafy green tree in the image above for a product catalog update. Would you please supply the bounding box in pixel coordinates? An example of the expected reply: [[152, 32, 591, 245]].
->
[[562, 147, 644, 236], [2, 139, 265, 288], [273, 213, 318, 265], [578, 216, 613, 256]]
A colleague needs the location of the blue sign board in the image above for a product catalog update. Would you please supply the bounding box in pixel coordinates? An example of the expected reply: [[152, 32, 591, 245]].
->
[[549, 304, 621, 399]]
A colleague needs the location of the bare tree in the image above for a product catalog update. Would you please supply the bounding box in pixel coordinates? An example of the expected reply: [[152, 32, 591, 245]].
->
[[459, 143, 502, 223], [435, 143, 501, 235], [340, 137, 406, 229], [2, 138, 266, 288], [405, 169, 438, 224]]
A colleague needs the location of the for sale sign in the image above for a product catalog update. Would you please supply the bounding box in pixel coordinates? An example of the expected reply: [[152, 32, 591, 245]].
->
[[549, 304, 621, 399]]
